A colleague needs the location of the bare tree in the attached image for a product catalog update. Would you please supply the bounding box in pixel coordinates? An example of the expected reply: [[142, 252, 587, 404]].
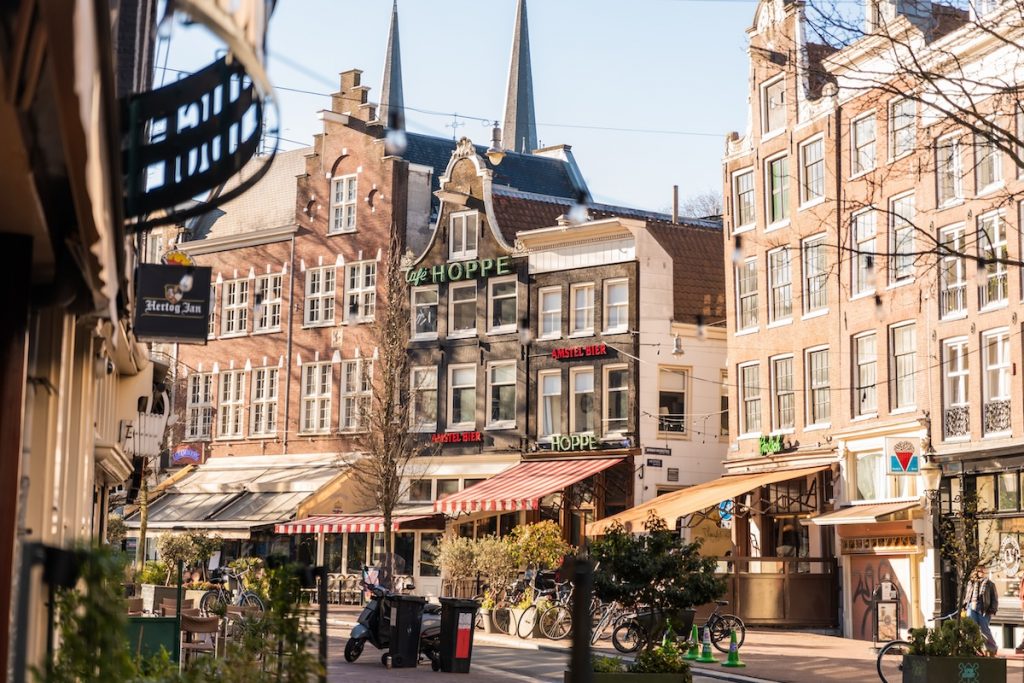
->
[[347, 229, 434, 588], [679, 190, 724, 219]]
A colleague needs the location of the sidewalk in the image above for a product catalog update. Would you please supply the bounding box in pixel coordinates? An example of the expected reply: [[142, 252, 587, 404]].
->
[[317, 604, 1024, 683]]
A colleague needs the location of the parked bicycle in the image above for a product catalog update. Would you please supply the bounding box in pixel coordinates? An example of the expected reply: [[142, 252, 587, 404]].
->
[[199, 566, 265, 615], [876, 608, 959, 683], [590, 600, 629, 645], [612, 600, 743, 654]]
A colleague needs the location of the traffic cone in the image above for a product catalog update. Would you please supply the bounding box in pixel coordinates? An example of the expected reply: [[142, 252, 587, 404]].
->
[[720, 629, 746, 668], [696, 626, 718, 663], [683, 626, 700, 660]]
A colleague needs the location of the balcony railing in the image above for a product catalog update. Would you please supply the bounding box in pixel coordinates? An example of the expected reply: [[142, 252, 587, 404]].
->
[[943, 405, 969, 439], [939, 283, 966, 317], [983, 399, 1011, 434], [979, 274, 1008, 309]]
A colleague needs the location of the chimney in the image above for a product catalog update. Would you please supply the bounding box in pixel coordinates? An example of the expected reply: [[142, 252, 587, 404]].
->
[[332, 69, 373, 121], [672, 185, 679, 224]]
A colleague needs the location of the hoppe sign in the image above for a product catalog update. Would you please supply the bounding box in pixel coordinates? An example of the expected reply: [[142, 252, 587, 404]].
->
[[133, 264, 212, 343], [406, 255, 513, 286]]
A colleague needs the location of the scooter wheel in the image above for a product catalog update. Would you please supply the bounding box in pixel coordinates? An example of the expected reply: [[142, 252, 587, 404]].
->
[[343, 638, 364, 663], [431, 659, 440, 672], [382, 653, 391, 669]]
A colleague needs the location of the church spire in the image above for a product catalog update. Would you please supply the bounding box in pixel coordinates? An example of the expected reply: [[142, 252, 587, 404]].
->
[[501, 0, 537, 153], [379, 0, 405, 130]]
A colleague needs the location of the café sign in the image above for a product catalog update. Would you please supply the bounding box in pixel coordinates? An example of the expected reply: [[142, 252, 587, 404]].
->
[[406, 256, 512, 286], [431, 431, 483, 444], [551, 343, 609, 360], [550, 433, 599, 452], [133, 264, 212, 343]]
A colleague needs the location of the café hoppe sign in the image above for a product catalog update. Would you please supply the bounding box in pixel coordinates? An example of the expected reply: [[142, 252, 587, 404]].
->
[[134, 264, 212, 343], [406, 256, 513, 286]]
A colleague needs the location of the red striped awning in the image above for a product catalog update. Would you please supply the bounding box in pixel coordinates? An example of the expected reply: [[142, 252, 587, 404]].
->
[[434, 457, 625, 514], [274, 514, 435, 535]]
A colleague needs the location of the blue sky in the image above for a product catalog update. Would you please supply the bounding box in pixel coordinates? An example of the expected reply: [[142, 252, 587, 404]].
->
[[162, 0, 755, 210]]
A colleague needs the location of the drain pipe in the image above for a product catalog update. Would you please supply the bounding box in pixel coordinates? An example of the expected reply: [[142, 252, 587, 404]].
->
[[283, 233, 297, 454]]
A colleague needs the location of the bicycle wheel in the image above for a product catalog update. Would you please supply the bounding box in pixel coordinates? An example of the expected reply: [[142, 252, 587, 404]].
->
[[241, 592, 265, 615], [199, 590, 227, 614], [540, 604, 572, 640], [612, 620, 644, 654], [591, 609, 612, 645], [876, 640, 911, 683], [710, 614, 746, 653], [517, 605, 538, 639], [492, 602, 513, 635]]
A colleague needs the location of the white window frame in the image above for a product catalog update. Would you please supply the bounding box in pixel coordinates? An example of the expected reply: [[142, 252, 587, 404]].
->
[[254, 273, 283, 332], [739, 362, 762, 436], [186, 373, 214, 439], [978, 211, 1008, 309], [486, 361, 517, 430], [889, 193, 915, 284], [799, 136, 825, 207], [736, 258, 759, 331], [448, 283, 477, 338], [345, 261, 377, 323], [767, 247, 792, 323], [936, 134, 963, 206], [538, 286, 562, 340], [889, 322, 916, 412], [250, 367, 278, 437], [538, 370, 563, 441], [217, 370, 245, 439], [207, 286, 217, 339], [852, 210, 876, 297], [411, 366, 438, 432], [732, 168, 755, 232], [570, 283, 595, 337], [604, 364, 630, 437], [805, 347, 830, 428], [603, 279, 629, 334], [975, 130, 1003, 193], [411, 285, 439, 340], [982, 328, 1011, 435], [341, 359, 373, 432], [221, 279, 249, 336], [329, 174, 357, 234], [854, 332, 878, 418], [447, 364, 477, 431], [304, 266, 336, 326], [300, 362, 332, 434], [889, 97, 915, 160], [569, 366, 596, 435], [657, 366, 688, 436], [802, 234, 827, 314], [449, 211, 479, 260], [851, 112, 876, 176], [765, 153, 790, 226], [487, 276, 518, 335], [720, 370, 730, 438], [939, 224, 966, 318], [761, 75, 786, 137], [942, 337, 969, 440], [770, 355, 795, 432]]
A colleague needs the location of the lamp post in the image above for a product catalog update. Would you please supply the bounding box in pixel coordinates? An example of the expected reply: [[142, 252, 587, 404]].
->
[[920, 455, 944, 621]]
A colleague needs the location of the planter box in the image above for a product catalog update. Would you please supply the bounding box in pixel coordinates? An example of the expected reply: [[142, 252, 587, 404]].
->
[[901, 655, 1006, 683], [509, 607, 543, 639], [140, 584, 181, 613], [478, 609, 496, 634], [184, 589, 207, 608], [563, 673, 691, 683]]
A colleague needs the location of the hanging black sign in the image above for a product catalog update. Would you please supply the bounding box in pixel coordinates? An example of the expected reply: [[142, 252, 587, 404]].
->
[[134, 264, 212, 343]]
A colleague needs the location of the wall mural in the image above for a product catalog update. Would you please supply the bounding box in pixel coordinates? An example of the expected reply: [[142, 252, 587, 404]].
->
[[849, 555, 911, 641]]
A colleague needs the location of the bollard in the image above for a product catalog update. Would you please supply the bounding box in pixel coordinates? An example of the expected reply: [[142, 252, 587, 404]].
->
[[695, 626, 718, 663], [721, 629, 746, 668], [684, 625, 701, 660]]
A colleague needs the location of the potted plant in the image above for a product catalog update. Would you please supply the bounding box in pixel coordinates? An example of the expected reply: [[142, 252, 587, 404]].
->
[[565, 643, 692, 683], [436, 534, 477, 597], [902, 617, 1006, 683], [473, 535, 517, 633]]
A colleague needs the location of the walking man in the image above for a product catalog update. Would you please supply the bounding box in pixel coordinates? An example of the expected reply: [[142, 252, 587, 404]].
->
[[1016, 572, 1024, 655], [964, 564, 999, 656]]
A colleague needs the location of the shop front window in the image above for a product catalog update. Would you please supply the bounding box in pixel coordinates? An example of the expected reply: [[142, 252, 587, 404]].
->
[[324, 535, 344, 573], [346, 533, 368, 574], [394, 532, 415, 576], [419, 533, 441, 577]]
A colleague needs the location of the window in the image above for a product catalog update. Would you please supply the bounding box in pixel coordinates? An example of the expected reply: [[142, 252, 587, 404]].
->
[[720, 370, 729, 438], [412, 286, 438, 338], [221, 279, 248, 335], [449, 283, 476, 336], [767, 155, 790, 224], [409, 480, 432, 502], [771, 356, 794, 431], [943, 338, 969, 440], [345, 261, 376, 322], [487, 361, 516, 428], [539, 287, 562, 339], [739, 363, 761, 435], [218, 370, 245, 438], [851, 114, 876, 175], [658, 368, 687, 434], [889, 194, 915, 283], [250, 367, 278, 436], [736, 258, 758, 330], [799, 138, 825, 205], [767, 247, 792, 322], [305, 266, 335, 326], [570, 367, 595, 433], [605, 365, 630, 435], [852, 211, 876, 296], [253, 274, 282, 332], [939, 225, 966, 317], [449, 211, 479, 260], [936, 136, 963, 205], [300, 363, 332, 434], [975, 132, 1002, 191], [762, 77, 786, 135], [488, 277, 517, 333], [889, 98, 915, 158], [186, 373, 214, 439], [983, 330, 1011, 435], [207, 286, 216, 338], [539, 371, 562, 439], [978, 212, 1007, 307], [854, 333, 877, 417], [604, 279, 629, 333], [855, 452, 884, 500], [448, 365, 476, 430], [890, 323, 916, 410], [805, 348, 830, 426], [341, 359, 372, 431], [802, 235, 827, 313], [411, 367, 438, 431], [733, 169, 755, 229], [436, 479, 459, 500], [329, 175, 357, 234], [570, 283, 595, 335]]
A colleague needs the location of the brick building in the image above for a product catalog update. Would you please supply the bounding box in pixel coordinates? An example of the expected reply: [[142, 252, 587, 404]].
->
[[717, 0, 1024, 645]]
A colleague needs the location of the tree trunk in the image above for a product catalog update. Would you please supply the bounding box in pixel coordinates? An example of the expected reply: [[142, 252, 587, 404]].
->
[[382, 508, 394, 591], [134, 478, 148, 578]]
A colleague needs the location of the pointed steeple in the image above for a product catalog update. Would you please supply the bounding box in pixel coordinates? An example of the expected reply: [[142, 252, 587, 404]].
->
[[501, 0, 538, 153], [379, 1, 405, 130]]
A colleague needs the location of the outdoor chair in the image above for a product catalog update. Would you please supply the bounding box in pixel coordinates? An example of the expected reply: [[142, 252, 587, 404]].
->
[[160, 598, 195, 617], [340, 575, 359, 604], [327, 573, 341, 604], [126, 597, 143, 616], [179, 614, 220, 669]]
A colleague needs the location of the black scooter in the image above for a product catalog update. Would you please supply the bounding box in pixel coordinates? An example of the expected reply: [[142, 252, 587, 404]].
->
[[343, 580, 442, 669]]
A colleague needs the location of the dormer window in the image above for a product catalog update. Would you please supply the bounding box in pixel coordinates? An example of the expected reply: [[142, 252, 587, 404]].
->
[[449, 211, 479, 260], [762, 76, 786, 136]]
